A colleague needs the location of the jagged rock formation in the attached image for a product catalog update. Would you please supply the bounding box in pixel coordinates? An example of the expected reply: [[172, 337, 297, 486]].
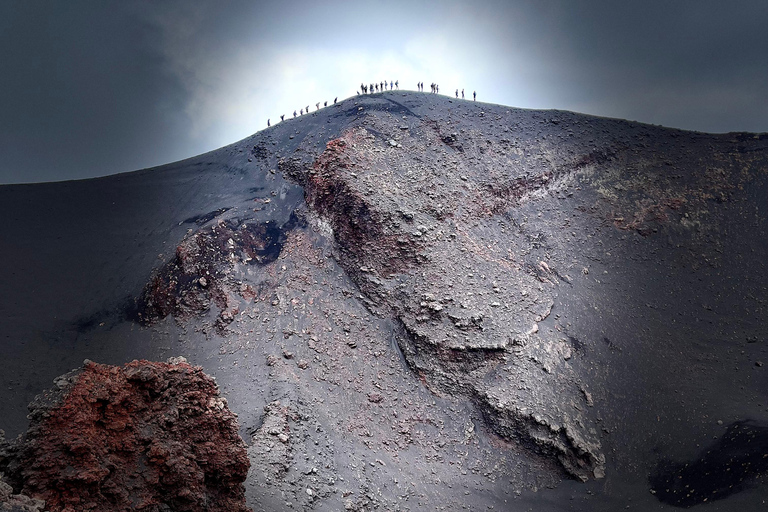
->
[[2, 358, 250, 512], [299, 123, 606, 480]]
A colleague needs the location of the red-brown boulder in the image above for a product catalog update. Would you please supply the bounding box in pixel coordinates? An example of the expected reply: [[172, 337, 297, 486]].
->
[[8, 357, 250, 512]]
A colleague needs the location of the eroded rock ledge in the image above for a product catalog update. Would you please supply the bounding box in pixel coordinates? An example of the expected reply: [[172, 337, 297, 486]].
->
[[299, 120, 606, 481], [2, 358, 250, 512]]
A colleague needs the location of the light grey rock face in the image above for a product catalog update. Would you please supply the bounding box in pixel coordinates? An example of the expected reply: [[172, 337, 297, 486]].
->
[[299, 116, 608, 480]]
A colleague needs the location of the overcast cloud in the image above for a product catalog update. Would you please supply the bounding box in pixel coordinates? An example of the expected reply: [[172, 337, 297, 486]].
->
[[0, 0, 766, 183]]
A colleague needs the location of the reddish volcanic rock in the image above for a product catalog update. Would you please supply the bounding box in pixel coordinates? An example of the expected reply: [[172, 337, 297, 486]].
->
[[138, 215, 302, 332], [8, 358, 250, 512]]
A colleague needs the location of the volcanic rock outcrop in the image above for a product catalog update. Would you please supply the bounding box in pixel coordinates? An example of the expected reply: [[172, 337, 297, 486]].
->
[[2, 358, 250, 512], [139, 214, 302, 332], [298, 122, 607, 480]]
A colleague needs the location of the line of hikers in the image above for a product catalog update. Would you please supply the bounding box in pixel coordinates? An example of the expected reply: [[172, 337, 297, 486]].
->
[[359, 80, 399, 94], [268, 81, 477, 126], [267, 97, 340, 126]]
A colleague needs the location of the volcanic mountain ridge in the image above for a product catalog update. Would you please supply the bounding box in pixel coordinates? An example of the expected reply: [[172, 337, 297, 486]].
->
[[1, 91, 768, 510]]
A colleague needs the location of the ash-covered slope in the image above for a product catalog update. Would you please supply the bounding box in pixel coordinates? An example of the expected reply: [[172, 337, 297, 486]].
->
[[2, 91, 768, 510]]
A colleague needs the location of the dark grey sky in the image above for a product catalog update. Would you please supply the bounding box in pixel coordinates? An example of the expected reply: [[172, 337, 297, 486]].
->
[[1, 0, 766, 184]]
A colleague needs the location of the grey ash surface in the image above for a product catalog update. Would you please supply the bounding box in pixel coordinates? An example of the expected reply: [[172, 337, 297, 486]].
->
[[1, 92, 768, 510]]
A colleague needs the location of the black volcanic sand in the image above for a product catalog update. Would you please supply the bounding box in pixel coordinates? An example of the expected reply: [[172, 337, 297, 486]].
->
[[1, 92, 768, 511]]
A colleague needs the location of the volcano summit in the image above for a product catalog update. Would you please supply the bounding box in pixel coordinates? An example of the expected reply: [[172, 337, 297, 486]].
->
[[1, 91, 767, 511]]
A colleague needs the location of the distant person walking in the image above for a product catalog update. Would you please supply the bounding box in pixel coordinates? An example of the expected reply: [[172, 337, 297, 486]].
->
[[461, 89, 464, 99], [324, 101, 327, 107], [306, 106, 309, 114], [300, 108, 304, 115], [455, 89, 458, 98], [334, 97, 337, 104], [316, 102, 320, 110], [473, 91, 476, 101], [395, 80, 399, 89], [267, 119, 270, 127], [390, 80, 393, 89], [280, 114, 285, 121]]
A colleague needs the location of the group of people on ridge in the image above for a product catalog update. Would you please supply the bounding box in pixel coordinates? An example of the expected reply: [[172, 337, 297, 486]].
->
[[417, 82, 440, 93], [268, 79, 478, 126], [359, 80, 399, 94], [418, 82, 475, 100]]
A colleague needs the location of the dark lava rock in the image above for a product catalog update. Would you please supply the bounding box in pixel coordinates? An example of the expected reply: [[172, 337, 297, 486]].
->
[[0, 472, 44, 512], [3, 358, 250, 512]]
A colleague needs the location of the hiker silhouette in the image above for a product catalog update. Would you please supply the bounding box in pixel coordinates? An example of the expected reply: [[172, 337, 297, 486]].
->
[[473, 91, 476, 101], [280, 114, 285, 121], [267, 119, 270, 127]]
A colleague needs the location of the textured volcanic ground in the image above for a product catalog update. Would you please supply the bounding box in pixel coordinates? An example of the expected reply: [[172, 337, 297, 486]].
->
[[1, 91, 768, 510]]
